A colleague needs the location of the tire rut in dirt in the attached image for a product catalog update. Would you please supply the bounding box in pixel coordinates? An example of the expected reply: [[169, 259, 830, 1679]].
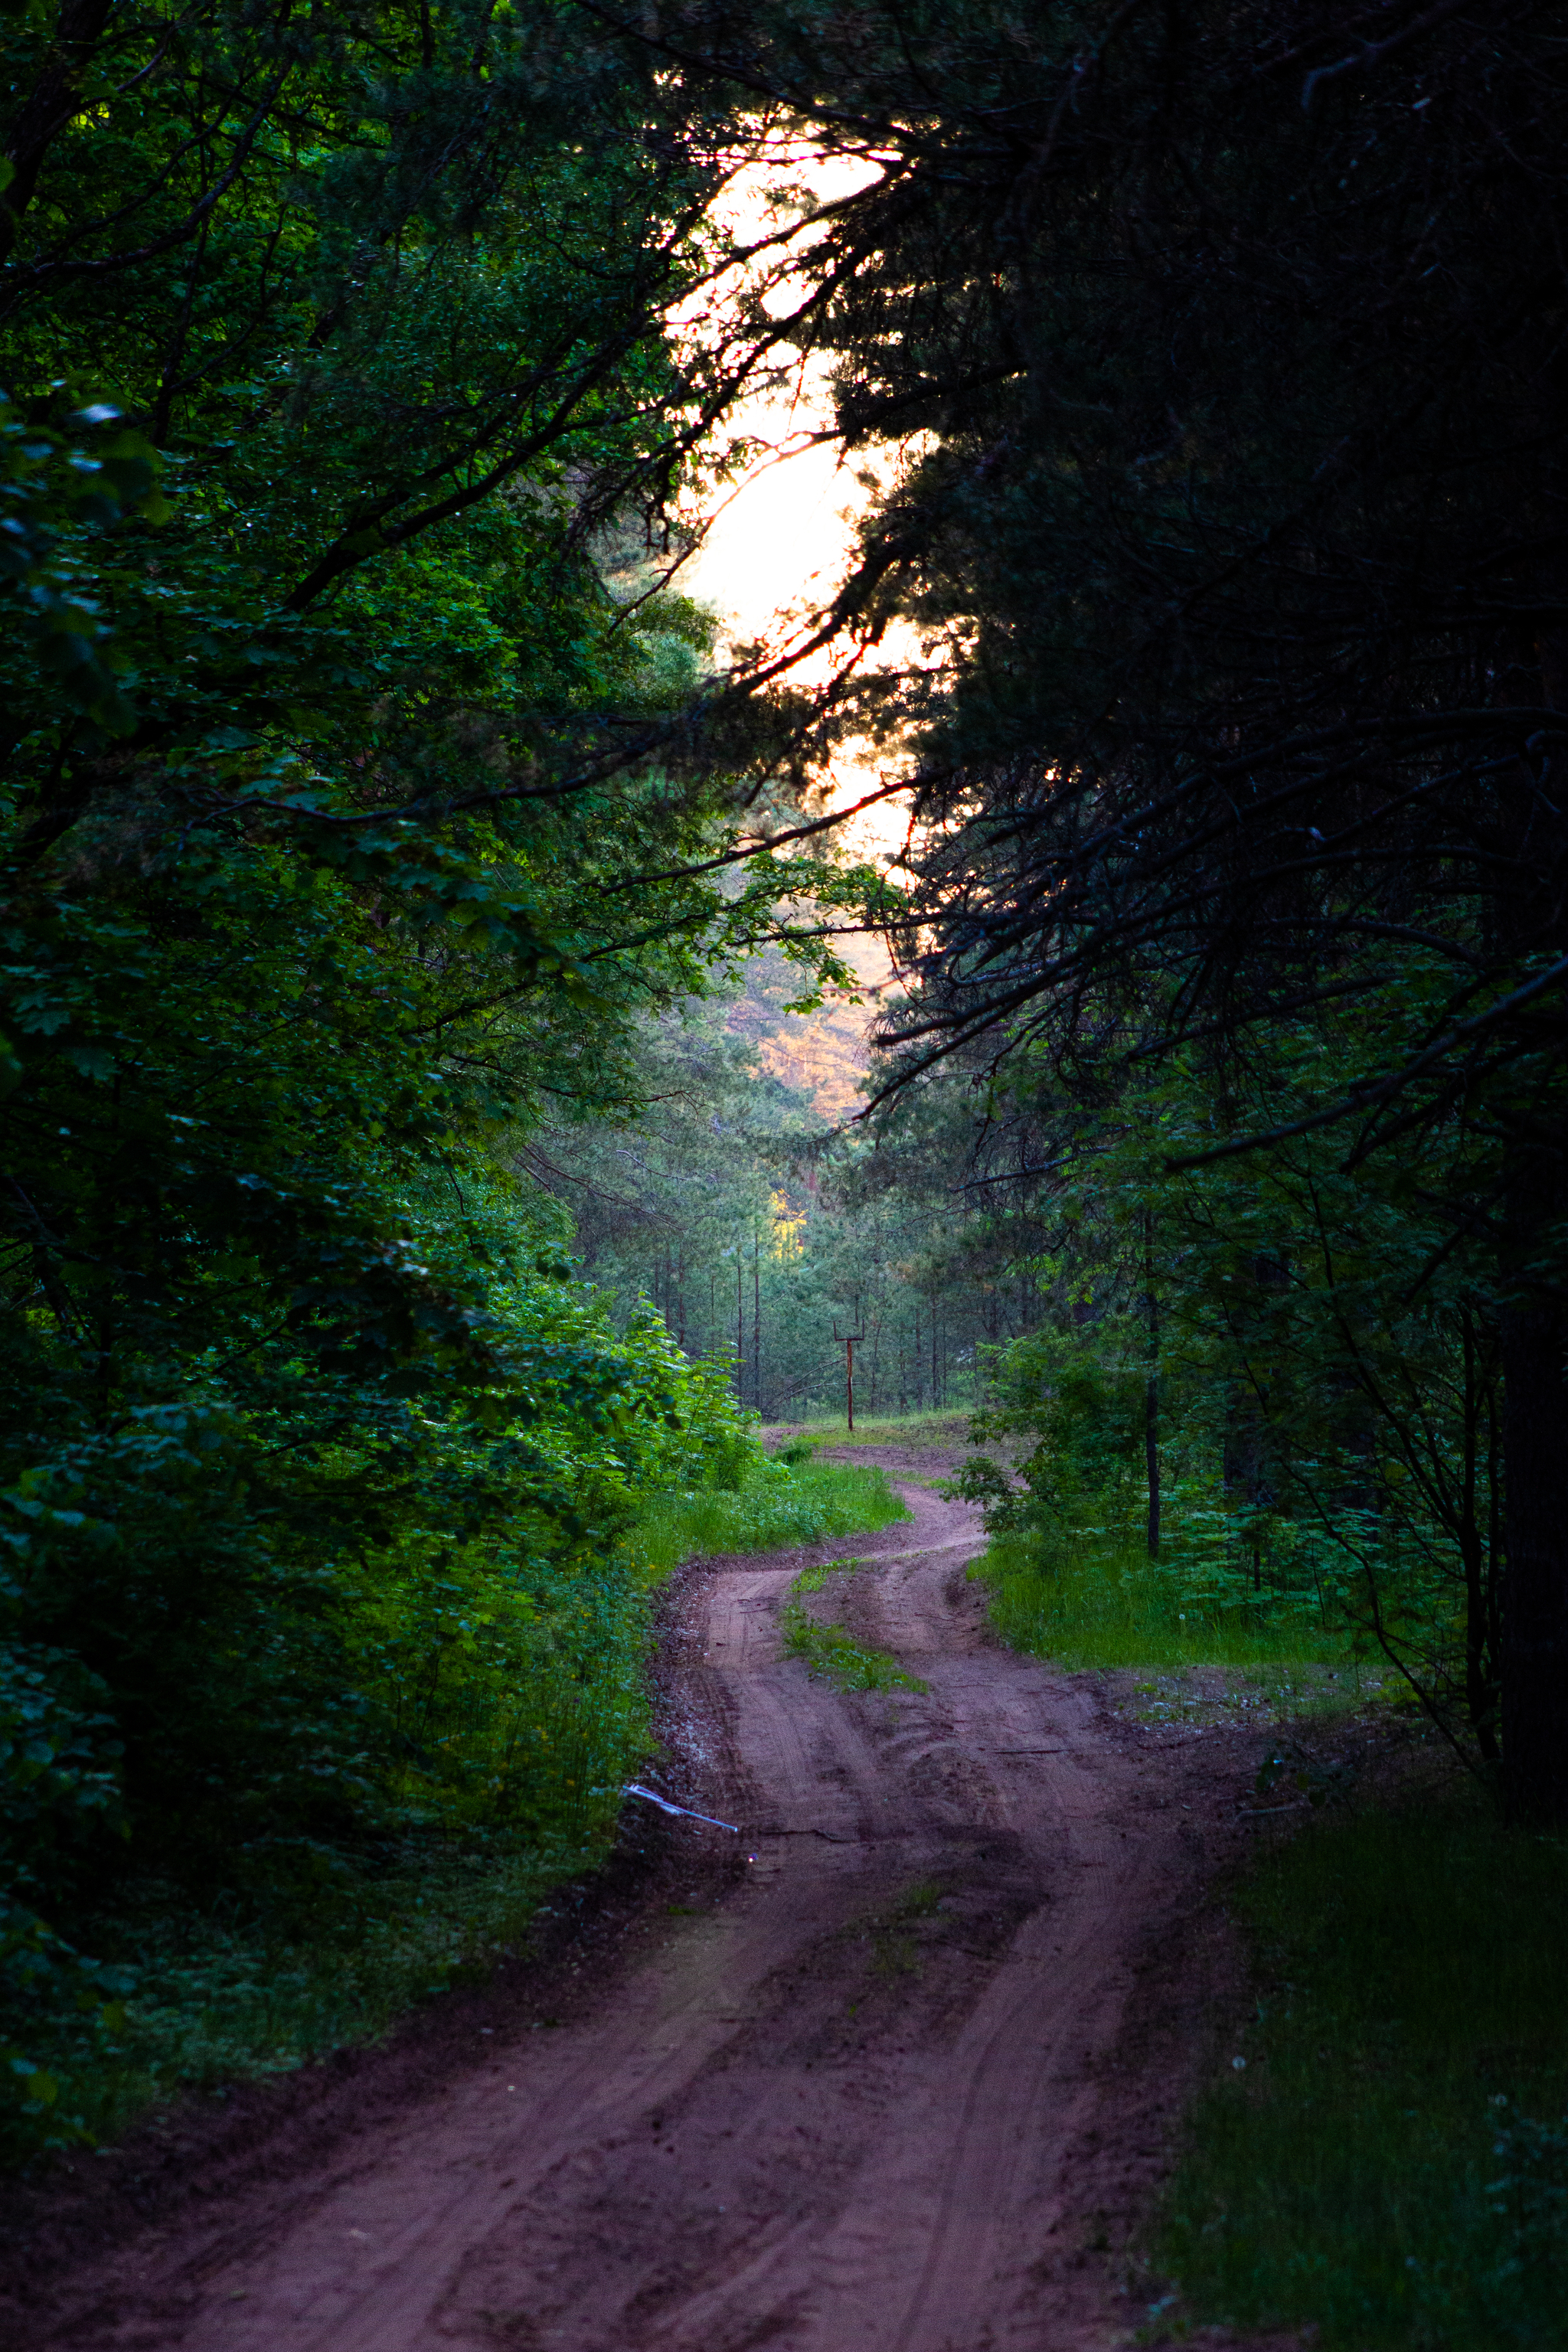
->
[[15, 1467, 1273, 2352]]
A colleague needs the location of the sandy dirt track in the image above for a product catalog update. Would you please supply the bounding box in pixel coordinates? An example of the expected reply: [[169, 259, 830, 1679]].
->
[[15, 1462, 1276, 2352]]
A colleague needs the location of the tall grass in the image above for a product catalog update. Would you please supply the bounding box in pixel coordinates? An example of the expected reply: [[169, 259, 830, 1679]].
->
[[981, 1529, 1350, 1672], [1160, 1795, 1568, 2350], [635, 1455, 908, 1569]]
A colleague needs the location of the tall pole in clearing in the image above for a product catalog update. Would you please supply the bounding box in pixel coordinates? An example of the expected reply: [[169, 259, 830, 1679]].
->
[[832, 1322, 866, 1433]]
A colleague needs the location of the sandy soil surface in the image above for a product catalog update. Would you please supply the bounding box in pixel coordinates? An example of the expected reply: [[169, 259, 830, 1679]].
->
[[10, 1458, 1299, 2352]]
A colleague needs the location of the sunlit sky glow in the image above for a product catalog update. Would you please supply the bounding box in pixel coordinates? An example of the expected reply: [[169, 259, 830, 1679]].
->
[[679, 148, 924, 868]]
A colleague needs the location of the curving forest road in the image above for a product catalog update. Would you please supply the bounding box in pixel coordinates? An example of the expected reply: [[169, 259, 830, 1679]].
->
[[21, 1457, 1282, 2352]]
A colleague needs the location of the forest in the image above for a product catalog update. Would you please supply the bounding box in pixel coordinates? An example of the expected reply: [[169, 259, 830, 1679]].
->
[[4, 3, 1567, 2346]]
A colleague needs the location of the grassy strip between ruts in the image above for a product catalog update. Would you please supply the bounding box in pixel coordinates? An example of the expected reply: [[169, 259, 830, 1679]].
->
[[15, 1457, 909, 2165], [779, 1553, 928, 1694], [1155, 1788, 1568, 2351]]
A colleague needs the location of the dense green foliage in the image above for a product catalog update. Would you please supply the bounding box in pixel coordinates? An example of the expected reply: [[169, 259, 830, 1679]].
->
[[947, 1036, 1501, 1735], [2, 1439, 900, 2161], [1162, 1795, 1568, 2350], [532, 946, 1052, 1422], [0, 0, 871, 2164], [1, 1220, 761, 2156]]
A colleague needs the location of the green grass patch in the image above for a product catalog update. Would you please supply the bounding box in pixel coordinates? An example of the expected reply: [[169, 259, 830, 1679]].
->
[[791, 1552, 867, 1593], [776, 1409, 972, 1451], [635, 1457, 908, 1570], [1159, 1792, 1568, 2350], [864, 1878, 945, 1977], [779, 1555, 927, 1694], [978, 1530, 1349, 1674], [1125, 1665, 1381, 1730], [779, 1604, 928, 1692]]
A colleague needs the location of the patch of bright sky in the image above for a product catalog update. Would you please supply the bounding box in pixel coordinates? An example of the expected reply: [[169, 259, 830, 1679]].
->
[[678, 142, 926, 865]]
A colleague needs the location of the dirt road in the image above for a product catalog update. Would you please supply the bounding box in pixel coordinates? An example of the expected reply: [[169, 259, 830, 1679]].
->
[[24, 1464, 1259, 2352]]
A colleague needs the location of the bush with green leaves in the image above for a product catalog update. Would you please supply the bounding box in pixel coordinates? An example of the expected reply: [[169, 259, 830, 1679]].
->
[[0, 1159, 766, 2164], [0, 0, 888, 2166]]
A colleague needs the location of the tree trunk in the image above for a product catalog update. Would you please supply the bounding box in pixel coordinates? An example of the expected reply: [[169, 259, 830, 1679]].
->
[[1494, 605, 1568, 1815], [1145, 1377, 1160, 1563], [1144, 1209, 1160, 1562], [1459, 1305, 1500, 1762], [1500, 1272, 1568, 1820]]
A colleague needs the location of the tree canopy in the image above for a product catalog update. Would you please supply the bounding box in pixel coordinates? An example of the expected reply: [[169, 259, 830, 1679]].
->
[[606, 0, 1568, 1818], [9, 0, 1568, 2178]]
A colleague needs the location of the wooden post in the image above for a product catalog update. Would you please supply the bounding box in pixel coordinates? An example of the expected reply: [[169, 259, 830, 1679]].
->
[[833, 1323, 865, 1432]]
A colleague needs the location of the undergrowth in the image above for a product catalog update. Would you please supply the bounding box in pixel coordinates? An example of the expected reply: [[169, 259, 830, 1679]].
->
[[31, 1830, 593, 2154], [636, 1456, 907, 1569], [17, 1608, 656, 2161], [8, 1454, 906, 2167], [1159, 1792, 1568, 2350], [978, 1529, 1350, 1675]]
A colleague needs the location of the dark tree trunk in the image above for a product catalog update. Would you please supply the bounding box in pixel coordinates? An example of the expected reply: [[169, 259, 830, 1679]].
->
[[1495, 596, 1568, 1816], [1144, 1210, 1160, 1561], [1459, 1306, 1500, 1763], [1145, 1378, 1160, 1562], [1500, 1243, 1568, 1821]]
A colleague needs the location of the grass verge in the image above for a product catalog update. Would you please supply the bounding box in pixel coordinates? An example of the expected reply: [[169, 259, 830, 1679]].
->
[[45, 1828, 596, 2156], [978, 1529, 1348, 1675], [770, 1410, 972, 1452], [1158, 1789, 1568, 2350], [635, 1455, 909, 1569]]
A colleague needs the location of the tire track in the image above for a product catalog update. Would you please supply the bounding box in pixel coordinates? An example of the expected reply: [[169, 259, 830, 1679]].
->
[[34, 1465, 1267, 2352]]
